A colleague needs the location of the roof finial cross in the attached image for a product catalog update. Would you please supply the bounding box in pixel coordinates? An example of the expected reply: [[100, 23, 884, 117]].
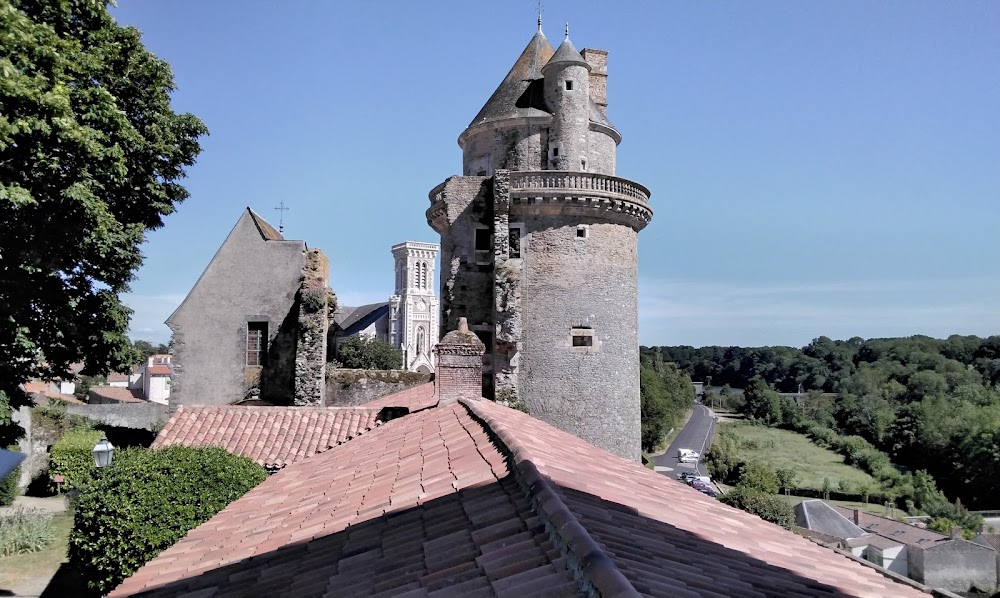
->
[[537, 0, 543, 32], [274, 200, 289, 234], [565, 22, 570, 39]]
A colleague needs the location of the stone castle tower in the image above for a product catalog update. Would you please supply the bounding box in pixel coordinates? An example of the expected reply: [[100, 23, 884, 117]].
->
[[389, 241, 440, 373], [426, 22, 652, 461]]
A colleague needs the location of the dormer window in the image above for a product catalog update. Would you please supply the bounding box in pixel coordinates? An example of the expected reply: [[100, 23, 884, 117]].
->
[[565, 80, 573, 91]]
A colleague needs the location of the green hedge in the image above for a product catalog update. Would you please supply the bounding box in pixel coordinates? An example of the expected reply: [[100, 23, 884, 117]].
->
[[49, 429, 103, 492], [721, 487, 795, 529], [68, 446, 267, 595], [0, 465, 20, 506]]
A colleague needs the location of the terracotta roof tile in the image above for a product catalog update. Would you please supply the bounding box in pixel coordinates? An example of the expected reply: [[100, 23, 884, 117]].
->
[[361, 381, 437, 411], [45, 392, 84, 405], [462, 399, 928, 598], [152, 405, 381, 468], [114, 399, 930, 597], [111, 405, 575, 598], [88, 386, 145, 403], [147, 364, 172, 376], [106, 372, 131, 383]]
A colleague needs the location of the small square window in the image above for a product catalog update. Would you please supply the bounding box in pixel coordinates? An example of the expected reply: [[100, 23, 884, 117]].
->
[[571, 327, 594, 348], [552, 147, 559, 157], [577, 225, 588, 239], [565, 80, 573, 91]]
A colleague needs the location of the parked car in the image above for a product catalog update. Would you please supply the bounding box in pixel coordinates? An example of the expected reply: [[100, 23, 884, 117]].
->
[[699, 488, 719, 498], [679, 455, 699, 464], [679, 472, 699, 481], [677, 448, 700, 459]]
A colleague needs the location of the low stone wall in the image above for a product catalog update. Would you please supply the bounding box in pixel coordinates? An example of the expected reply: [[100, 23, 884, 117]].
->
[[64, 402, 168, 431], [326, 369, 431, 407]]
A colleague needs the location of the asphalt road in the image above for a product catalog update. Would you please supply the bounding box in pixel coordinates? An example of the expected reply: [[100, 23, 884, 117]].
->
[[652, 404, 716, 480]]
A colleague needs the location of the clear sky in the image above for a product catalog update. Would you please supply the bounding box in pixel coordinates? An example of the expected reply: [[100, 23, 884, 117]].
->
[[111, 1, 1000, 349]]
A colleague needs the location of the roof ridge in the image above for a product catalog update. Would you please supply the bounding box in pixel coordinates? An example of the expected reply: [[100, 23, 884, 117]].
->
[[458, 398, 640, 597]]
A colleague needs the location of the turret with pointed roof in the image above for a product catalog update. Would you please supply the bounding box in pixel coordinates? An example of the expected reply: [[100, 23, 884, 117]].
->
[[458, 24, 619, 177]]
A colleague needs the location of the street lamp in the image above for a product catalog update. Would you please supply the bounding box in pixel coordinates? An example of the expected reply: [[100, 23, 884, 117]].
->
[[92, 437, 115, 468]]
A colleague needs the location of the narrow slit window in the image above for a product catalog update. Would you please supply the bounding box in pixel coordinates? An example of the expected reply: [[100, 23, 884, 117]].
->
[[247, 322, 268, 366], [552, 147, 559, 157], [509, 225, 521, 259], [565, 80, 573, 91]]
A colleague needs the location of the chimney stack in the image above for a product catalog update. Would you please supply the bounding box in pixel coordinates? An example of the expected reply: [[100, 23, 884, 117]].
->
[[853, 509, 861, 525], [581, 48, 608, 116], [434, 317, 486, 405], [950, 526, 963, 540]]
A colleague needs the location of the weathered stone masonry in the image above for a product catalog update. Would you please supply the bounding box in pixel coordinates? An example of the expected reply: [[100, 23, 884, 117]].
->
[[427, 28, 652, 461], [293, 249, 333, 406]]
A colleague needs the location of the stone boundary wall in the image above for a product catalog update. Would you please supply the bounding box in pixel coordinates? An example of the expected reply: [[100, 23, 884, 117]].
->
[[64, 402, 169, 431], [325, 369, 431, 407]]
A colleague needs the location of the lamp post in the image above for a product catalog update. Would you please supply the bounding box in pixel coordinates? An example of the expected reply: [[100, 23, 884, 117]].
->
[[92, 437, 115, 468]]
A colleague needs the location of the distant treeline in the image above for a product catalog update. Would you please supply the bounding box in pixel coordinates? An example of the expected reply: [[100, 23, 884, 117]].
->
[[642, 335, 1000, 510]]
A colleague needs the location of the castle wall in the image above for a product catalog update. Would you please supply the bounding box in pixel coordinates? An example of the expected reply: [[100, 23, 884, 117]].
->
[[168, 212, 305, 406], [293, 249, 331, 406], [325, 369, 431, 407], [517, 215, 641, 461], [588, 129, 617, 175], [429, 176, 494, 338], [462, 122, 549, 175]]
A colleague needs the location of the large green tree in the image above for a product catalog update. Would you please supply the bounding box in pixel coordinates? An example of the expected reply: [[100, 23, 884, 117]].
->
[[0, 0, 207, 444]]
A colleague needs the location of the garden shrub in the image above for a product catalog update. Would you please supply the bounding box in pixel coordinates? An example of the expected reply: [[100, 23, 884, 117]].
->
[[720, 487, 795, 529], [0, 507, 54, 556], [0, 445, 20, 506], [69, 446, 267, 594], [734, 460, 780, 494], [49, 428, 103, 492]]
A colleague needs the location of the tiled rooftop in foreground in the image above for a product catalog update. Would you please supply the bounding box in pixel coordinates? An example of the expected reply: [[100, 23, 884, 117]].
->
[[113, 395, 930, 597]]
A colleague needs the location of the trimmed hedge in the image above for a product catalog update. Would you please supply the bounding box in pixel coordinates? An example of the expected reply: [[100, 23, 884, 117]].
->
[[721, 487, 795, 529], [49, 428, 103, 492], [68, 446, 267, 595], [0, 465, 20, 506]]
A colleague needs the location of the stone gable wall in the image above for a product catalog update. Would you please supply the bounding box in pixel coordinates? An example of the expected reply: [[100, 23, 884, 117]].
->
[[325, 369, 431, 407]]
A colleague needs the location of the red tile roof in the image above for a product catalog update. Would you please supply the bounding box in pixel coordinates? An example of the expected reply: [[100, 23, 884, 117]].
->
[[113, 400, 929, 597], [147, 364, 172, 376], [152, 405, 381, 468], [106, 372, 131, 384], [21, 381, 49, 394], [88, 386, 145, 403], [44, 392, 84, 405], [361, 381, 437, 411]]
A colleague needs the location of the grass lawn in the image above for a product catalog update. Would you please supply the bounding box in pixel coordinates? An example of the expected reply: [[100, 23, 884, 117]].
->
[[0, 512, 74, 595], [723, 421, 878, 492], [774, 494, 907, 518]]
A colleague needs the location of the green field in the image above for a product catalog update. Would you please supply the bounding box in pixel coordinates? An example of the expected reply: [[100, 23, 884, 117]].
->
[[722, 422, 878, 492]]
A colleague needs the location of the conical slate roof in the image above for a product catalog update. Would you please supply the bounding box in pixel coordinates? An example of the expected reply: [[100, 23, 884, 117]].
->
[[543, 37, 591, 71], [466, 31, 555, 129]]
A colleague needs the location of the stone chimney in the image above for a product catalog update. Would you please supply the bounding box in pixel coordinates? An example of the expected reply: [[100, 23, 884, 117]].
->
[[434, 317, 485, 405], [853, 509, 861, 525], [581, 48, 608, 116], [950, 525, 963, 540]]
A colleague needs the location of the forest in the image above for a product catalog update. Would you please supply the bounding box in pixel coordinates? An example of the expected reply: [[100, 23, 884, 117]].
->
[[643, 335, 1000, 511]]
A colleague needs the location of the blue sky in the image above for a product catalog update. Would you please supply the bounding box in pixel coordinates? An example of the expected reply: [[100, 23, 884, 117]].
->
[[112, 1, 1000, 348]]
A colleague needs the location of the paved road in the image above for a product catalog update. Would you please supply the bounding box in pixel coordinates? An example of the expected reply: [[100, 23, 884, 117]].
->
[[652, 404, 715, 480]]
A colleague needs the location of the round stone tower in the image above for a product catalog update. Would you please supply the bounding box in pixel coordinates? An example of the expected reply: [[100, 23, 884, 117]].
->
[[427, 24, 652, 461]]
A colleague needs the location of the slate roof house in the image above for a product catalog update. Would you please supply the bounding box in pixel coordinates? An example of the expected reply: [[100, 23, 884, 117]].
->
[[112, 324, 934, 597], [795, 499, 997, 593]]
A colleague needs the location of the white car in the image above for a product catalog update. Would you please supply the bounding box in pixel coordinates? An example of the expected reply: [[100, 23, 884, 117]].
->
[[679, 454, 699, 463], [677, 448, 700, 459]]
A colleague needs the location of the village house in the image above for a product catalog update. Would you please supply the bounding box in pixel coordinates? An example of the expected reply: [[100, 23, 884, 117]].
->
[[795, 499, 997, 593]]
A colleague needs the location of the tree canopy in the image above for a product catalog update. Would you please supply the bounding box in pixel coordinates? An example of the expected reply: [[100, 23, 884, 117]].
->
[[336, 335, 403, 370], [0, 0, 207, 444]]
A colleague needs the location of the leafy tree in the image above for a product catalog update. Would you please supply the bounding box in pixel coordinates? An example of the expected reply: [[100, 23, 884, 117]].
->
[[640, 358, 695, 452], [734, 460, 779, 494], [131, 339, 169, 365], [336, 335, 403, 370], [0, 0, 207, 446], [775, 468, 796, 491], [739, 376, 782, 424]]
